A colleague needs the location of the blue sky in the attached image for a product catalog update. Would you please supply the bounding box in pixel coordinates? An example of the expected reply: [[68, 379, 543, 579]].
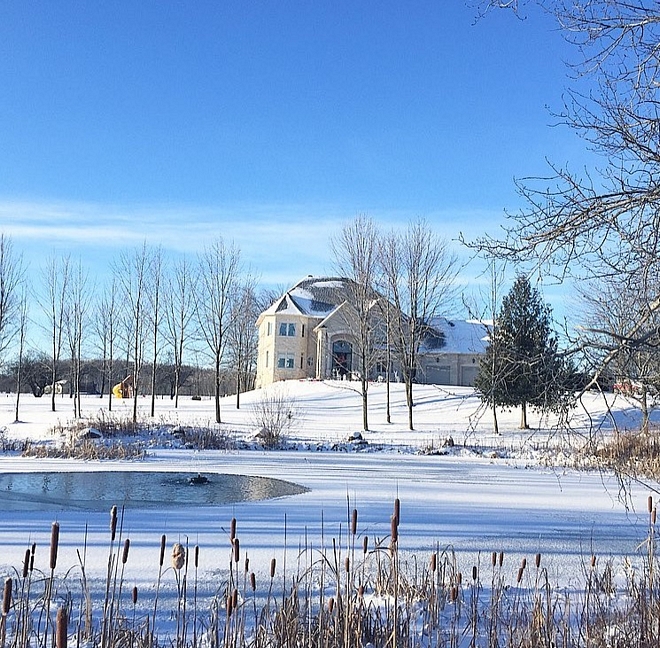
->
[[0, 1, 588, 303]]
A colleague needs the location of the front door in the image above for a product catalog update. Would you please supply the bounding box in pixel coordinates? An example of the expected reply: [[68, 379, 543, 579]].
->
[[332, 340, 352, 378]]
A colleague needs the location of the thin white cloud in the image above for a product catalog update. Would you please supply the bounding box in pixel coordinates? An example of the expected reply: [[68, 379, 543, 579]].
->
[[0, 198, 505, 292]]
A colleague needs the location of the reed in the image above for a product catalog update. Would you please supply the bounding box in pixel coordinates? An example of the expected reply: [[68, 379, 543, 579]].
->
[[0, 496, 659, 647]]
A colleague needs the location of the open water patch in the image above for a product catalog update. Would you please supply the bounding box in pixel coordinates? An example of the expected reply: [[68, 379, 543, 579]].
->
[[0, 471, 308, 512]]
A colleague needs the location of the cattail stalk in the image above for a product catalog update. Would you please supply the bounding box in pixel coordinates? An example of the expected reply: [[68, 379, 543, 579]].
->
[[56, 607, 67, 648]]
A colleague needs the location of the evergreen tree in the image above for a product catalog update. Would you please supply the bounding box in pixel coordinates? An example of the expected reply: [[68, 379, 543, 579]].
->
[[474, 275, 572, 429]]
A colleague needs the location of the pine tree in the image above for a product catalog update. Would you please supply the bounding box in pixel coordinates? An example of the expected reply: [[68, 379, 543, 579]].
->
[[474, 275, 572, 429]]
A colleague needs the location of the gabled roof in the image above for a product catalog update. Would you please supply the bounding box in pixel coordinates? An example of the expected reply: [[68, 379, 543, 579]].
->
[[258, 276, 363, 322]]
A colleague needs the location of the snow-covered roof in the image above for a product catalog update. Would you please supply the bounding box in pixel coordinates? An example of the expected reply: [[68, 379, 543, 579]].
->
[[260, 276, 361, 320], [423, 317, 490, 355]]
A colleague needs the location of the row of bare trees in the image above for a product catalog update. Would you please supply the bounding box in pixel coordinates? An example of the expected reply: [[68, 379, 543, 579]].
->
[[331, 215, 458, 432], [0, 235, 260, 425]]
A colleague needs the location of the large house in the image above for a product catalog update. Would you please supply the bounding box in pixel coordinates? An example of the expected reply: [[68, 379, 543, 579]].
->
[[254, 275, 488, 389]]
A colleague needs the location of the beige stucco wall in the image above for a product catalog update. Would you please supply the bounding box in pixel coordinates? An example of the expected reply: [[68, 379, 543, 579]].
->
[[255, 314, 319, 388]]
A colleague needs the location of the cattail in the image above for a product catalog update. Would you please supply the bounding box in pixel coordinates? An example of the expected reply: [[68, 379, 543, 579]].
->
[[393, 498, 400, 524], [22, 548, 30, 578], [472, 565, 478, 581], [517, 567, 524, 584], [2, 578, 11, 615], [132, 586, 138, 605], [498, 551, 504, 567], [226, 594, 233, 617], [56, 606, 67, 648], [122, 539, 130, 564], [233, 538, 240, 563], [195, 545, 200, 569], [457, 572, 462, 585], [491, 551, 497, 567], [110, 506, 118, 542], [345, 557, 350, 573], [50, 522, 60, 571], [649, 495, 654, 514], [244, 556, 249, 573], [351, 509, 358, 536], [390, 516, 398, 544], [653, 508, 657, 526], [30, 543, 36, 572], [230, 518, 236, 543], [250, 572, 256, 591], [172, 543, 185, 570], [159, 534, 166, 567], [232, 588, 238, 609], [521, 557, 527, 571], [591, 555, 597, 569], [430, 553, 437, 573], [358, 584, 364, 598], [450, 586, 458, 602], [363, 536, 368, 555], [328, 597, 335, 614], [270, 558, 276, 579], [535, 553, 541, 569]]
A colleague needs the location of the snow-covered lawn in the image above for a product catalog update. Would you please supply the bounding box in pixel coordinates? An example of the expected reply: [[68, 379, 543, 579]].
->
[[0, 380, 657, 603]]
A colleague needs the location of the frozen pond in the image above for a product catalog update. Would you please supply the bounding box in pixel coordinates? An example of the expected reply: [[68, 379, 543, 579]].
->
[[0, 471, 308, 512]]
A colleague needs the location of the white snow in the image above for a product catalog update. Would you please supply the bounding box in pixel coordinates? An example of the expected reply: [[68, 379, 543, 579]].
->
[[0, 380, 657, 611]]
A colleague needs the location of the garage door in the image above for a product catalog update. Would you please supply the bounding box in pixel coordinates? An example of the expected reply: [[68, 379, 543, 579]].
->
[[460, 365, 479, 386], [424, 364, 451, 385]]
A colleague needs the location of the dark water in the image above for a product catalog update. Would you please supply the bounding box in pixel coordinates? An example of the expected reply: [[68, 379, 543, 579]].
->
[[0, 471, 308, 512]]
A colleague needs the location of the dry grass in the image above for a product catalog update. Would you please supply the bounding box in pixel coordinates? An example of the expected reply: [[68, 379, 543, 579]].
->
[[17, 413, 235, 460], [594, 426, 660, 480], [1, 498, 660, 647]]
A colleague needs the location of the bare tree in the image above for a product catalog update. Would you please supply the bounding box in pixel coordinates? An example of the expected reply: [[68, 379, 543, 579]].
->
[[114, 244, 152, 424], [94, 278, 119, 408], [13, 285, 29, 423], [473, 1, 660, 395], [331, 214, 382, 432], [64, 259, 91, 418], [148, 247, 164, 416], [196, 239, 241, 424], [0, 234, 25, 364], [164, 255, 197, 408], [463, 259, 506, 434], [41, 255, 71, 412], [578, 274, 660, 434], [226, 276, 260, 409], [380, 218, 458, 430]]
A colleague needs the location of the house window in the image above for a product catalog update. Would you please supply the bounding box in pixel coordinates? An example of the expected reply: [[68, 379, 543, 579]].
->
[[300, 355, 304, 369], [278, 322, 296, 336], [267, 322, 272, 335], [302, 324, 305, 337], [265, 351, 269, 368], [278, 354, 295, 369]]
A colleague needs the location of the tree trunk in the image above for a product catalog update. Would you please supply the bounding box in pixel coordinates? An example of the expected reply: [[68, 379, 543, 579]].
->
[[214, 353, 222, 424], [361, 376, 369, 432], [520, 402, 529, 429], [405, 378, 414, 431]]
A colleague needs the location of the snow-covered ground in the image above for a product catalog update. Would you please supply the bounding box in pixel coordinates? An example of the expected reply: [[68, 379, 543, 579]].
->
[[0, 380, 657, 605]]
